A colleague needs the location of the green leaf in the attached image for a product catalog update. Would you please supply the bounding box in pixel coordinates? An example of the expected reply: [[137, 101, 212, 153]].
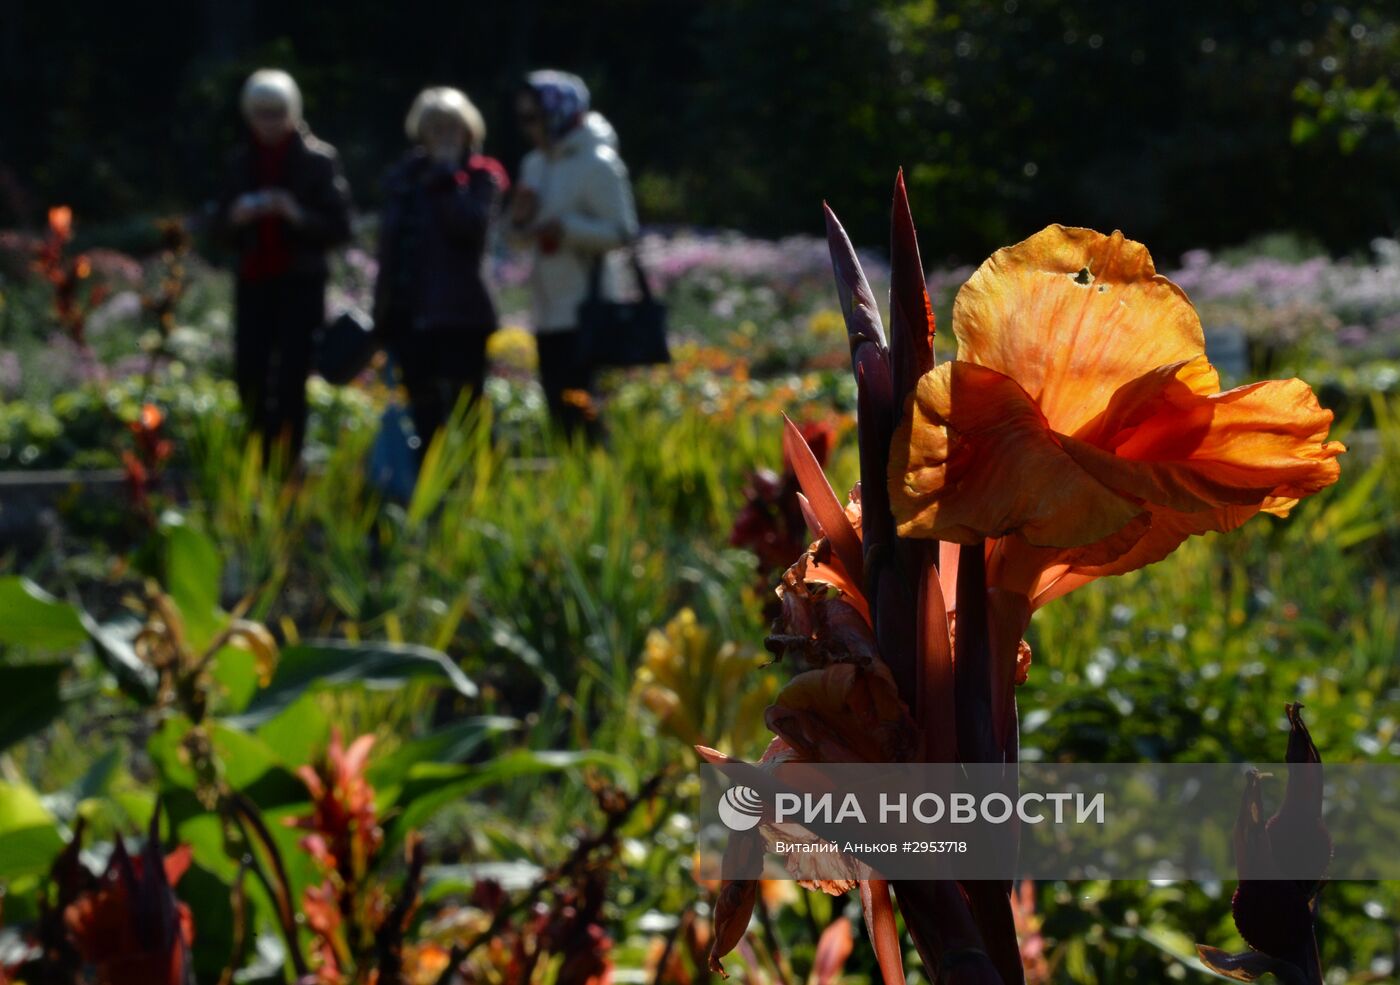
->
[[206, 644, 260, 714], [180, 861, 240, 984], [80, 612, 158, 702], [0, 781, 65, 878], [161, 513, 224, 650], [149, 716, 305, 808], [385, 749, 632, 845], [369, 716, 519, 801], [71, 746, 123, 803], [254, 693, 330, 768], [0, 578, 85, 651], [1289, 114, 1320, 146], [42, 746, 124, 825], [228, 640, 476, 729], [1132, 924, 1262, 981], [0, 662, 65, 752]]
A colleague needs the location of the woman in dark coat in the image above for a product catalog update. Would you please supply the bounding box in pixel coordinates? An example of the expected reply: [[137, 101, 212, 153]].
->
[[374, 86, 508, 454], [213, 69, 353, 464]]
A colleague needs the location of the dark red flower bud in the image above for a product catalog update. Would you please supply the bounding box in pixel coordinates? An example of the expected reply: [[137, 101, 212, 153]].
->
[[1267, 703, 1331, 894]]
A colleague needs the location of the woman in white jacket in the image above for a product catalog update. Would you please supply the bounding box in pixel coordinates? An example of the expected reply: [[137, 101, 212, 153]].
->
[[510, 70, 639, 438]]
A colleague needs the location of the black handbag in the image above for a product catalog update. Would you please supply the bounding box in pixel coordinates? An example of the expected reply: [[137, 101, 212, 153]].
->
[[577, 250, 670, 368], [315, 308, 378, 385]]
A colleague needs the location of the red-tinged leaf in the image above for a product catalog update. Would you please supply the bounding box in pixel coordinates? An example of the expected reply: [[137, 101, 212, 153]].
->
[[709, 879, 758, 977], [1271, 703, 1331, 895], [873, 561, 917, 710], [796, 491, 823, 543], [695, 745, 736, 766], [823, 202, 886, 353], [918, 557, 956, 762], [810, 559, 873, 627], [854, 350, 895, 545], [987, 589, 1031, 755], [960, 881, 1026, 985], [1234, 770, 1277, 881], [889, 170, 935, 409], [1195, 945, 1303, 983], [856, 351, 918, 702], [892, 882, 998, 979], [792, 492, 870, 622], [784, 416, 863, 586], [954, 544, 998, 765], [811, 915, 855, 985], [939, 541, 960, 611], [859, 879, 906, 985]]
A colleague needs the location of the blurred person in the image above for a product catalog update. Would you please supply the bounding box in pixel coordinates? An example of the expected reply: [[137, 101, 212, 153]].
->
[[214, 68, 352, 464], [375, 86, 508, 454], [509, 69, 638, 438]]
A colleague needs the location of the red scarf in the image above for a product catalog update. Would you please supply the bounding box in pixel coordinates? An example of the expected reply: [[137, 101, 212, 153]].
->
[[240, 135, 294, 282]]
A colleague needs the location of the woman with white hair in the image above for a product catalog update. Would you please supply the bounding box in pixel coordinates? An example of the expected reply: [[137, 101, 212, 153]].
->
[[374, 86, 508, 453], [214, 68, 353, 464], [510, 69, 639, 439]]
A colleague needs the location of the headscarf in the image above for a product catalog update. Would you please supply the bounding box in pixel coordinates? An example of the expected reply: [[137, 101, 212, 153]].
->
[[524, 69, 590, 141]]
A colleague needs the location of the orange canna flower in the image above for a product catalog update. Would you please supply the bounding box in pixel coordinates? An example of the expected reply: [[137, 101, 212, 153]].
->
[[889, 225, 1343, 611], [48, 206, 74, 242], [137, 403, 164, 433]]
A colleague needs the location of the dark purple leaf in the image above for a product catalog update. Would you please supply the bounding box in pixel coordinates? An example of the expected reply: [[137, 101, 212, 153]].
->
[[824, 202, 886, 355]]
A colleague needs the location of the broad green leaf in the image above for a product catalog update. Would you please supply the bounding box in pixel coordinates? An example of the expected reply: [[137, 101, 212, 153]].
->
[[0, 781, 64, 878], [228, 640, 476, 729], [80, 612, 158, 702], [0, 873, 41, 924], [207, 644, 260, 714], [148, 716, 304, 808], [113, 789, 157, 830], [1132, 924, 1248, 981], [71, 747, 122, 803], [161, 513, 224, 649], [254, 693, 330, 767], [385, 749, 633, 845], [43, 746, 124, 824], [0, 578, 85, 651], [147, 716, 200, 791], [180, 861, 239, 984], [368, 715, 519, 794], [0, 663, 65, 752], [164, 795, 319, 941]]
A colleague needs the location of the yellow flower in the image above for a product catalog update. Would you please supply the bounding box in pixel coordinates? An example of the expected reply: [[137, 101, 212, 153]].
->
[[486, 325, 538, 372]]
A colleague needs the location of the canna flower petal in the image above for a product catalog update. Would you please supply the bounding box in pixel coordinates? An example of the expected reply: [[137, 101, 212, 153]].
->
[[890, 360, 1142, 547], [951, 224, 1204, 436], [1060, 369, 1343, 517], [890, 225, 1344, 603]]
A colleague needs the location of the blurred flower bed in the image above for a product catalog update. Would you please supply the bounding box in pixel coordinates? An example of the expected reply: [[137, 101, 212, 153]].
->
[[3, 223, 1399, 471]]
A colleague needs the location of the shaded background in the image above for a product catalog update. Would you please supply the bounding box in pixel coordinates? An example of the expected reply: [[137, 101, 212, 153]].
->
[[3, 0, 1400, 260]]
